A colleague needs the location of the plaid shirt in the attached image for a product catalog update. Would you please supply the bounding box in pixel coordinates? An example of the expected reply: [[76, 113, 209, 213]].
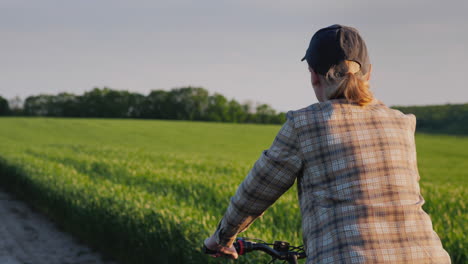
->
[[214, 98, 451, 263]]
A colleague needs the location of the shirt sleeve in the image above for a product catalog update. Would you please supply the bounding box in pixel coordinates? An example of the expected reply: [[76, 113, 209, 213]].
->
[[213, 111, 303, 247]]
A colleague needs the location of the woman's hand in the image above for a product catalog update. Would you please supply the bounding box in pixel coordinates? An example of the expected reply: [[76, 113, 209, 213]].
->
[[204, 235, 238, 259]]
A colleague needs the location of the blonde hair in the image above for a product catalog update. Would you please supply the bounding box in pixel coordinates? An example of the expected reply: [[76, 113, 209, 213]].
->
[[321, 60, 373, 106]]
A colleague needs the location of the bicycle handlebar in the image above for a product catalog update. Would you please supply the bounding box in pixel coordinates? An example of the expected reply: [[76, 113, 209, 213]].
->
[[203, 237, 306, 264]]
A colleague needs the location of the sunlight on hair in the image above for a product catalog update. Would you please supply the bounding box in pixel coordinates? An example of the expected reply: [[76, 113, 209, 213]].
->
[[325, 60, 373, 106], [345, 60, 360, 74]]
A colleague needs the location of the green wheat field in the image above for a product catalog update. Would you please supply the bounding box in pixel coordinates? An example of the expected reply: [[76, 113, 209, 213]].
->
[[0, 118, 466, 264]]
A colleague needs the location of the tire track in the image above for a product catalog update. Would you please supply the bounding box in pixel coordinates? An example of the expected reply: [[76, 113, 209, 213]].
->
[[0, 190, 115, 264]]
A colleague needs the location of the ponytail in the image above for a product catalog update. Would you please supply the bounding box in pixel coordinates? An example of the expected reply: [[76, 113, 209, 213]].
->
[[326, 61, 373, 106]]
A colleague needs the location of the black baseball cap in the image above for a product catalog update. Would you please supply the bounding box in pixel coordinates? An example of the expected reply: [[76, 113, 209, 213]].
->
[[301, 24, 370, 75]]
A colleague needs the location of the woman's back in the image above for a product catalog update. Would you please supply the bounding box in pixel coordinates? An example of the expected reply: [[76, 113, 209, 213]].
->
[[292, 98, 450, 263], [204, 24, 451, 264]]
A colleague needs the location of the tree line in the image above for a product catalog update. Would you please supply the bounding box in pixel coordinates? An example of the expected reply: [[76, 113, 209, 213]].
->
[[0, 87, 286, 124], [392, 104, 468, 136], [1, 88, 467, 134]]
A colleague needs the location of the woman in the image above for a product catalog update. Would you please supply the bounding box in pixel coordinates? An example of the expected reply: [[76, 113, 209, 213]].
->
[[204, 24, 451, 263]]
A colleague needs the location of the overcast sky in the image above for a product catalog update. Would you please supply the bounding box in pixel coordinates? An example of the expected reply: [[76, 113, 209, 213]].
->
[[1, 0, 467, 111]]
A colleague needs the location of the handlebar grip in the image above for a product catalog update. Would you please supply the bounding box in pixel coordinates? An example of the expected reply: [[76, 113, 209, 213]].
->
[[234, 238, 245, 255]]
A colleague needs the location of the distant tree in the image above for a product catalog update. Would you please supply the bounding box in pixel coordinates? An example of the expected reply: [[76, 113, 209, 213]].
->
[[13, 86, 291, 125], [52, 93, 80, 117], [24, 93, 80, 117], [190, 87, 210, 120], [206, 93, 228, 121], [78, 88, 103, 117], [227, 99, 247, 123], [80, 87, 144, 118], [8, 96, 23, 115], [24, 95, 53, 116], [0, 96, 10, 115], [166, 87, 210, 120], [127, 93, 146, 118], [141, 90, 169, 119], [255, 104, 276, 124], [241, 101, 256, 123], [273, 112, 287, 124], [392, 103, 468, 135]]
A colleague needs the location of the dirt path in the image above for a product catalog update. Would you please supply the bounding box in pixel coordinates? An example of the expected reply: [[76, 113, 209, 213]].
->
[[0, 190, 116, 264]]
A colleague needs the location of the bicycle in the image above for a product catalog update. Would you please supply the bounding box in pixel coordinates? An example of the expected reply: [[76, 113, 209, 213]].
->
[[203, 237, 306, 264]]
